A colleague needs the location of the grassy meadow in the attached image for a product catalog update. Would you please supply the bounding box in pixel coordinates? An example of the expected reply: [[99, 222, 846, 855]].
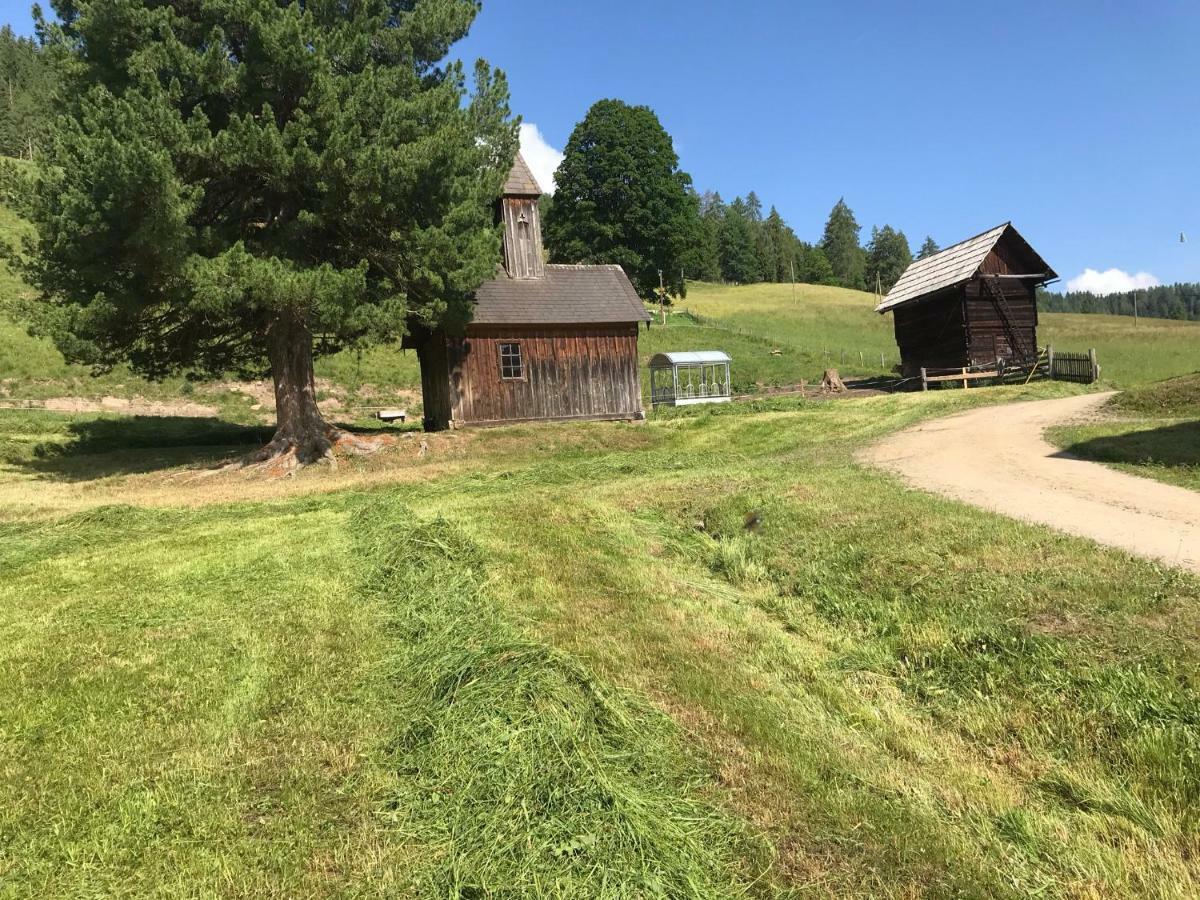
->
[[1049, 374, 1200, 492], [3, 382, 1200, 896]]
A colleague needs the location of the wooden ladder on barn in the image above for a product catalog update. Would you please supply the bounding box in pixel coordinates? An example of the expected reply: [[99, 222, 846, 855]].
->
[[982, 276, 1036, 364]]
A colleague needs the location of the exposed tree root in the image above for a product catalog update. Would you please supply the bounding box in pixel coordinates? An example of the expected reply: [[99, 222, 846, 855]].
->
[[238, 425, 397, 477]]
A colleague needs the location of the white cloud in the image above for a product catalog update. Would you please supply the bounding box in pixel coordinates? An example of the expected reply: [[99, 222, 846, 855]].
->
[[1066, 267, 1161, 295], [519, 122, 564, 195]]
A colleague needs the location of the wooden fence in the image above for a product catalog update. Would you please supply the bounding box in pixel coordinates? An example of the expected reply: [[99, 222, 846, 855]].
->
[[919, 346, 1100, 391], [1047, 347, 1100, 384]]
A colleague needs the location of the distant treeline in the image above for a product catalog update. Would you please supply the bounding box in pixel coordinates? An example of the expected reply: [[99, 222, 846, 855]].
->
[[1038, 283, 1200, 321]]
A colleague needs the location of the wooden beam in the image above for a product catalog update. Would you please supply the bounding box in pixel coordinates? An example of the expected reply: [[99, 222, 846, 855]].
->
[[926, 369, 1003, 384]]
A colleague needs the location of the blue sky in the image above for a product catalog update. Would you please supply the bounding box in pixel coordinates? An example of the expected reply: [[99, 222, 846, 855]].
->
[[5, 0, 1197, 290]]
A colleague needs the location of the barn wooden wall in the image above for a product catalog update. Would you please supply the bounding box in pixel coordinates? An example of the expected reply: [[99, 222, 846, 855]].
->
[[893, 289, 968, 374], [966, 242, 1038, 364], [448, 324, 643, 425]]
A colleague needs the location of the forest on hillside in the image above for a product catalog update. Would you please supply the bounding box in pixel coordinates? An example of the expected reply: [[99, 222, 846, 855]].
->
[[1038, 283, 1200, 322]]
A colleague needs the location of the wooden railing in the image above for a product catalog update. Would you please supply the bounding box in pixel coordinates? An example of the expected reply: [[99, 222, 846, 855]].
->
[[919, 346, 1100, 391]]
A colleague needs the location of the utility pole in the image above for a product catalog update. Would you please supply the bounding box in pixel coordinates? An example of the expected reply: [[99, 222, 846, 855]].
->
[[789, 258, 796, 303], [1133, 289, 1139, 328], [658, 269, 666, 326]]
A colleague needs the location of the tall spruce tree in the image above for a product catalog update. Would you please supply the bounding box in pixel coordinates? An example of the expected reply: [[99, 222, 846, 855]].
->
[[865, 225, 913, 293], [719, 198, 760, 284], [543, 99, 697, 298], [820, 198, 866, 290], [22, 0, 515, 463], [680, 188, 720, 281], [917, 235, 940, 260]]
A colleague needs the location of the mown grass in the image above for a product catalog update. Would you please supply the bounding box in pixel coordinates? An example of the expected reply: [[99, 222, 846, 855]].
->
[[682, 281, 1200, 388], [3, 383, 1198, 896], [1049, 373, 1200, 492]]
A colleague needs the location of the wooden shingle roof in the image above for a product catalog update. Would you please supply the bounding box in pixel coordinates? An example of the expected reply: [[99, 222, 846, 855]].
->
[[473, 265, 651, 325], [876, 222, 1055, 313], [503, 153, 543, 197]]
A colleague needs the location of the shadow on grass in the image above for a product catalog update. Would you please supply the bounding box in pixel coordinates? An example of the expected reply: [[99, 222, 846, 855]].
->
[[19, 415, 423, 482], [23, 416, 276, 481], [1057, 420, 1200, 470]]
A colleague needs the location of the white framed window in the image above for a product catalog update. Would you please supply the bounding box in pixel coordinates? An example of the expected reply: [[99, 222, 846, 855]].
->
[[499, 342, 524, 380]]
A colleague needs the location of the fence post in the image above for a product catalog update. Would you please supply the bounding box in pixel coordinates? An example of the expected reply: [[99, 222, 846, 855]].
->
[[1047, 345, 1055, 380], [1089, 348, 1098, 383], [880, 352, 885, 369], [920, 367, 928, 392]]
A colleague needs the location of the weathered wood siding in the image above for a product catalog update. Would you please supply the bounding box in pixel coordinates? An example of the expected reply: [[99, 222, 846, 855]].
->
[[892, 288, 968, 375], [448, 324, 642, 425], [963, 245, 1039, 365], [500, 197, 545, 279]]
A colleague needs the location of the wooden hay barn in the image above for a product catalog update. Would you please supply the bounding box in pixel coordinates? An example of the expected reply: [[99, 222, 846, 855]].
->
[[413, 154, 651, 430], [876, 223, 1057, 376]]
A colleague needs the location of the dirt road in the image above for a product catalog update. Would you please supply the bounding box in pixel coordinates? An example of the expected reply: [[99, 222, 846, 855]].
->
[[864, 392, 1200, 573]]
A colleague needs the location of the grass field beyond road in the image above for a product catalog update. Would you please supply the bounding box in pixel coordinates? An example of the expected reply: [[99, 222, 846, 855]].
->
[[2, 384, 1198, 896], [1050, 374, 1200, 492]]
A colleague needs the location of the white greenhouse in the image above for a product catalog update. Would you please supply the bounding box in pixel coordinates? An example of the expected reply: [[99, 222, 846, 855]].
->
[[648, 351, 733, 408]]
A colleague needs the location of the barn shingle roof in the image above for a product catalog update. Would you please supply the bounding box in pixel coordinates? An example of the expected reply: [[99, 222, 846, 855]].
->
[[503, 153, 543, 197], [473, 264, 652, 326], [875, 222, 1056, 313]]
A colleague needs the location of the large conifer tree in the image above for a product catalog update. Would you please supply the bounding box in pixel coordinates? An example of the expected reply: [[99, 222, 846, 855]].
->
[[820, 198, 865, 290], [23, 0, 516, 464], [865, 225, 913, 293]]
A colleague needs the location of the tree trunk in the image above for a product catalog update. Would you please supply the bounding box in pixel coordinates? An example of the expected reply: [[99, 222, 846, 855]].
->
[[254, 310, 335, 465]]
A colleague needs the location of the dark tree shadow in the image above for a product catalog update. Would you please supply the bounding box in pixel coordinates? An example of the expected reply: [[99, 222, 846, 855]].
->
[[1055, 420, 1200, 470], [24, 416, 275, 481], [21, 415, 421, 482]]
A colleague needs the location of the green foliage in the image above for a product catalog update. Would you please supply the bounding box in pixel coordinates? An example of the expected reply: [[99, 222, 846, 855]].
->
[[680, 189, 721, 282], [0, 26, 54, 159], [798, 243, 836, 285], [20, 0, 516, 382], [917, 235, 940, 260], [820, 197, 866, 290], [544, 98, 697, 298], [717, 197, 760, 284], [864, 224, 912, 293]]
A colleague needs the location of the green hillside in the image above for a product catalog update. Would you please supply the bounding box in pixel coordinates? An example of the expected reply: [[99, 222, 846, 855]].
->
[[676, 281, 1200, 388]]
